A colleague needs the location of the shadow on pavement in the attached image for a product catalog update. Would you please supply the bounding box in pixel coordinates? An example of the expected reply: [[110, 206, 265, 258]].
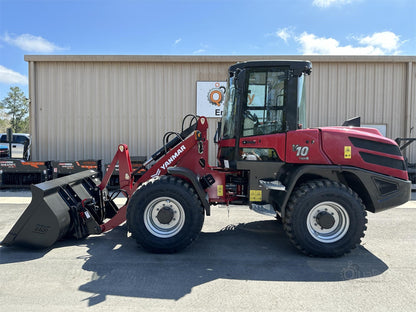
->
[[74, 220, 388, 305], [0, 218, 389, 305]]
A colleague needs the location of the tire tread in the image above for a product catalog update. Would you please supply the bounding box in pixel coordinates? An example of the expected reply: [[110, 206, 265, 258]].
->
[[284, 179, 367, 257], [126, 175, 204, 253]]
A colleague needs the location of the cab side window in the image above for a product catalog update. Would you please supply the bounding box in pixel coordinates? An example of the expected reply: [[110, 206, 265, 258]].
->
[[243, 69, 287, 137]]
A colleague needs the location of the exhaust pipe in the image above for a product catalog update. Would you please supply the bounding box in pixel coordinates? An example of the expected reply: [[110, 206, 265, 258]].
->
[[1, 170, 110, 249]]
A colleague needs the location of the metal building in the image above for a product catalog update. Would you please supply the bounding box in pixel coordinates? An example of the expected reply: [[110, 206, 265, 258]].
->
[[25, 55, 416, 165]]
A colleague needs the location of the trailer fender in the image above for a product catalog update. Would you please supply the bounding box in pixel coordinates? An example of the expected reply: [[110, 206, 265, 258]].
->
[[167, 167, 211, 216]]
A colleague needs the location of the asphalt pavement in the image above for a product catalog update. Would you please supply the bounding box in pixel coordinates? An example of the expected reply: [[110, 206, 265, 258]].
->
[[0, 190, 415, 311]]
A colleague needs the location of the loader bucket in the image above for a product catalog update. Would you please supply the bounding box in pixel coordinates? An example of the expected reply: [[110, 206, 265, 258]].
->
[[1, 170, 102, 249]]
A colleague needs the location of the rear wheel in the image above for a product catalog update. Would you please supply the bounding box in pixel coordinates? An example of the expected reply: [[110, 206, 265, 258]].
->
[[126, 175, 205, 253], [284, 180, 367, 257]]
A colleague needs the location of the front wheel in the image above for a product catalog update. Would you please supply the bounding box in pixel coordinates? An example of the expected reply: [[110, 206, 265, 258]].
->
[[284, 180, 367, 257], [126, 176, 205, 253]]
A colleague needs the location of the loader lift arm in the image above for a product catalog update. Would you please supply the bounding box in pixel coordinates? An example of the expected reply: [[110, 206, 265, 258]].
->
[[99, 116, 210, 233]]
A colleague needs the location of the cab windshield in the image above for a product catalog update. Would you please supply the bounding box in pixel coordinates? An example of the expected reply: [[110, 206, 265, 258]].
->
[[220, 75, 236, 139]]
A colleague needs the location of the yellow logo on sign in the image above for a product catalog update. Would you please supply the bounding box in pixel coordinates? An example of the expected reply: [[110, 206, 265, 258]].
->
[[344, 146, 352, 159], [249, 190, 262, 202], [217, 185, 223, 197]]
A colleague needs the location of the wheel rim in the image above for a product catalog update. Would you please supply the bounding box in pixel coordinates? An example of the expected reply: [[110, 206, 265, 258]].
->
[[144, 197, 185, 238], [306, 201, 350, 243]]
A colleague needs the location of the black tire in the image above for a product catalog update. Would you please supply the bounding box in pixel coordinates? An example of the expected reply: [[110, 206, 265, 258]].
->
[[126, 175, 205, 253], [284, 180, 367, 257]]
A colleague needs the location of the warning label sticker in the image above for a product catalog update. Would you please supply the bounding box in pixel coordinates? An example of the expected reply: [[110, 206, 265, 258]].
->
[[249, 190, 262, 202]]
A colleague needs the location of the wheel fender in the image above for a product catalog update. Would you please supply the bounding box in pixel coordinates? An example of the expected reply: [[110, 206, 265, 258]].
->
[[279, 165, 341, 220], [280, 164, 410, 218], [167, 167, 211, 216]]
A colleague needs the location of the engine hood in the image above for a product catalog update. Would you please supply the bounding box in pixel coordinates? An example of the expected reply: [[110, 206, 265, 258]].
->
[[319, 126, 408, 180]]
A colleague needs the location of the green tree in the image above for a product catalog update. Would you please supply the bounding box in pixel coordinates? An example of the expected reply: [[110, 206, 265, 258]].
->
[[0, 111, 11, 133], [0, 86, 29, 133]]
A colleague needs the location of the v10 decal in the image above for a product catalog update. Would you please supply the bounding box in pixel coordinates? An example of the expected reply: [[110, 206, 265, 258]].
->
[[292, 144, 310, 160]]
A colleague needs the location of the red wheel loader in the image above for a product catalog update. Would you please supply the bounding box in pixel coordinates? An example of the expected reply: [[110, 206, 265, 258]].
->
[[1, 60, 411, 257]]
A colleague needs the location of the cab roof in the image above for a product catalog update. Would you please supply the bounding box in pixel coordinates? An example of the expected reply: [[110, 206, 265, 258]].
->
[[229, 60, 312, 76]]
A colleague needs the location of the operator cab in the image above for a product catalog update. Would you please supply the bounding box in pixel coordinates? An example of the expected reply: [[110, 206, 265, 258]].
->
[[218, 60, 312, 169]]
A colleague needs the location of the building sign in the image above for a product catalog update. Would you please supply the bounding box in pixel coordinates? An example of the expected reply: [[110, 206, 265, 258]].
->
[[196, 81, 227, 118]]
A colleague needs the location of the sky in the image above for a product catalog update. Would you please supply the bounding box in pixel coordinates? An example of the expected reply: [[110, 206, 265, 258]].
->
[[0, 0, 415, 100]]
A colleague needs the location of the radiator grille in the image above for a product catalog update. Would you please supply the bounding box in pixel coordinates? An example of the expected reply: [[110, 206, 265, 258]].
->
[[349, 137, 401, 156], [359, 152, 406, 170]]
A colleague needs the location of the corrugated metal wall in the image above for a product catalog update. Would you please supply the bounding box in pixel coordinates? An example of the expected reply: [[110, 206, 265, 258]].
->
[[306, 60, 415, 161], [29, 59, 230, 165], [409, 63, 416, 162], [26, 55, 416, 165], [307, 62, 407, 134]]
